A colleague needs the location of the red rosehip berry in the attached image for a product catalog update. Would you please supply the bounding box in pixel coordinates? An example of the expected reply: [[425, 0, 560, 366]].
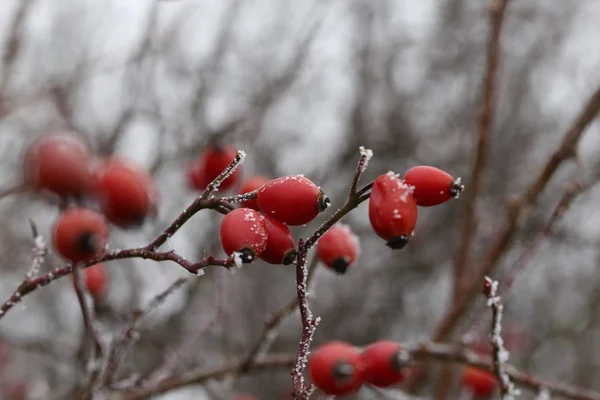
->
[[238, 175, 270, 210], [93, 158, 158, 229], [368, 172, 418, 249], [461, 367, 498, 397], [361, 340, 407, 387], [234, 395, 258, 400], [53, 208, 110, 264], [23, 132, 94, 198], [187, 145, 242, 191], [220, 208, 268, 263], [316, 224, 360, 274], [257, 175, 330, 226], [308, 341, 365, 396], [402, 165, 464, 207], [72, 263, 108, 298], [259, 216, 297, 265]]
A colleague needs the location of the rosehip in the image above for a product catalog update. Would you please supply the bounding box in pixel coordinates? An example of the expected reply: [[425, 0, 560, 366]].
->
[[461, 367, 498, 397], [234, 395, 258, 400], [360, 340, 407, 387], [316, 224, 360, 274], [257, 175, 330, 226], [238, 175, 270, 210], [23, 132, 93, 197], [93, 158, 158, 228], [72, 263, 108, 298], [260, 216, 297, 265], [187, 145, 242, 191], [53, 208, 110, 264], [368, 172, 418, 249], [403, 165, 464, 207], [220, 208, 268, 263], [308, 341, 365, 396]]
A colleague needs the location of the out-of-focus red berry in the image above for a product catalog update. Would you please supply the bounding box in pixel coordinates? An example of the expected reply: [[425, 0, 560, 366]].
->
[[403, 165, 464, 207], [93, 157, 158, 229], [316, 224, 360, 274], [52, 208, 110, 264], [257, 175, 330, 226], [187, 145, 242, 191], [360, 340, 406, 387], [220, 208, 268, 263], [308, 341, 365, 396], [461, 367, 499, 397], [23, 133, 93, 198], [72, 263, 108, 298], [238, 176, 270, 210], [368, 172, 418, 249], [259, 216, 296, 265]]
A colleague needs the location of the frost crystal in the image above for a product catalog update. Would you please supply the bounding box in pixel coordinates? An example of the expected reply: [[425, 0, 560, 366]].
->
[[195, 269, 206, 277], [232, 252, 243, 268], [358, 146, 373, 172]]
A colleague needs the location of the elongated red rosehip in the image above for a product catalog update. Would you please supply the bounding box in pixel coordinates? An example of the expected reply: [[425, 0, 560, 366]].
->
[[260, 216, 296, 265], [53, 208, 110, 264], [23, 132, 94, 197], [93, 158, 158, 229], [361, 340, 407, 387], [72, 263, 108, 298], [257, 175, 330, 226], [461, 367, 498, 397], [316, 224, 360, 274], [238, 175, 270, 210], [220, 208, 268, 263], [187, 145, 242, 191], [308, 341, 365, 396], [368, 172, 418, 249], [403, 165, 464, 207]]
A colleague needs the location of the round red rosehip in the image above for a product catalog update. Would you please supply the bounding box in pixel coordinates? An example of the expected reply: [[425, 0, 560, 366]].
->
[[257, 175, 330, 226], [308, 341, 365, 396], [461, 367, 499, 397], [259, 216, 296, 265], [368, 172, 418, 249], [72, 263, 108, 298], [220, 208, 268, 263], [53, 208, 110, 264], [93, 157, 158, 229], [403, 165, 464, 207], [316, 223, 360, 274], [23, 132, 94, 198], [187, 145, 242, 191], [238, 175, 270, 210], [360, 340, 407, 387]]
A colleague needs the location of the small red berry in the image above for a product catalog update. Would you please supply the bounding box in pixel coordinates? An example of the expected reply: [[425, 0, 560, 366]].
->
[[257, 175, 330, 226], [461, 367, 498, 397], [53, 208, 110, 264], [368, 172, 418, 249], [220, 208, 268, 263], [309, 341, 365, 396], [260, 216, 296, 265], [316, 224, 360, 274], [234, 395, 258, 400], [72, 263, 108, 298], [93, 158, 158, 229], [238, 175, 270, 210], [403, 165, 464, 207], [23, 132, 93, 197], [361, 340, 407, 387], [188, 145, 242, 191]]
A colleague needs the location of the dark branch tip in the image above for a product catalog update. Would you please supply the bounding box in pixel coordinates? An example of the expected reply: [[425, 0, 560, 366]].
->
[[386, 235, 410, 250]]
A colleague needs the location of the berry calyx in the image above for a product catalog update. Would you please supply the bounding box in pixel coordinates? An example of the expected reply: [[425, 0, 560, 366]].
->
[[308, 341, 365, 396], [23, 132, 94, 198], [316, 224, 360, 274], [259, 216, 297, 265], [219, 208, 268, 263], [368, 172, 418, 249], [403, 165, 464, 207], [360, 340, 408, 387], [257, 175, 330, 226], [52, 208, 110, 264]]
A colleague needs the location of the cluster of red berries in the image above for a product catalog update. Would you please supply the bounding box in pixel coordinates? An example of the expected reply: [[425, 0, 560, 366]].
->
[[21, 133, 158, 296], [369, 167, 464, 249], [308, 340, 408, 396]]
